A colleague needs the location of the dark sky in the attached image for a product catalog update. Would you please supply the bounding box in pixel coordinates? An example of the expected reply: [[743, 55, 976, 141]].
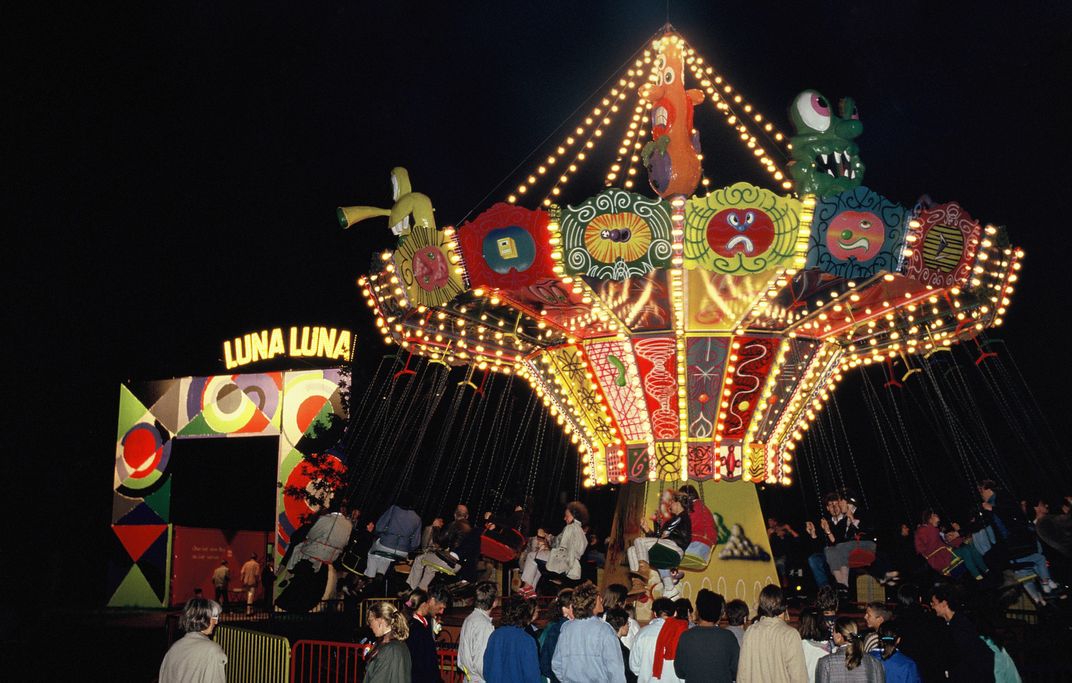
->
[[9, 2, 1072, 607]]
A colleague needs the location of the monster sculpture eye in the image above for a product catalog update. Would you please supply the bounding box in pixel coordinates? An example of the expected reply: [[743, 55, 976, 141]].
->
[[662, 67, 675, 84], [793, 90, 832, 132]]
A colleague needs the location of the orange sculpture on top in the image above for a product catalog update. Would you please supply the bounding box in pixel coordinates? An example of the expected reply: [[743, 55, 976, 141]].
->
[[640, 33, 705, 198]]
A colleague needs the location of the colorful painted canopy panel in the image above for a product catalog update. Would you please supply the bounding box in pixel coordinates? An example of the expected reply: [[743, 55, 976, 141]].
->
[[686, 269, 778, 331], [905, 201, 980, 288], [394, 224, 466, 307], [585, 339, 651, 442], [806, 187, 907, 279], [457, 203, 556, 290], [685, 336, 730, 439], [584, 270, 674, 332], [719, 337, 780, 442], [632, 335, 681, 441], [683, 182, 801, 274], [109, 369, 348, 607], [561, 188, 672, 280]]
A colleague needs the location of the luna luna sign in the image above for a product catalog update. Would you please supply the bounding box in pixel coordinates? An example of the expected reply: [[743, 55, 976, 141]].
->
[[223, 326, 354, 370]]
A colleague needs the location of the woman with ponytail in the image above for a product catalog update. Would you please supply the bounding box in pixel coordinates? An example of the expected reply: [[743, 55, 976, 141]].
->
[[815, 617, 885, 682], [364, 601, 411, 683]]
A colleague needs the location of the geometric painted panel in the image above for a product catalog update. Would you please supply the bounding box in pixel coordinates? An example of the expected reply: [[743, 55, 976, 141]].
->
[[806, 186, 907, 280], [905, 201, 980, 288], [456, 203, 556, 290], [562, 188, 672, 280], [719, 336, 780, 442], [683, 182, 801, 274], [633, 336, 680, 441], [586, 339, 650, 442], [110, 368, 348, 607], [685, 336, 729, 439]]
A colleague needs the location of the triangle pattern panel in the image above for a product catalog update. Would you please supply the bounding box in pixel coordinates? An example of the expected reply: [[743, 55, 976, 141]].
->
[[117, 384, 150, 443], [107, 565, 164, 608], [105, 529, 134, 598], [116, 503, 165, 527], [146, 379, 184, 435], [113, 523, 168, 562], [111, 492, 142, 524], [142, 477, 172, 523], [136, 528, 171, 604]]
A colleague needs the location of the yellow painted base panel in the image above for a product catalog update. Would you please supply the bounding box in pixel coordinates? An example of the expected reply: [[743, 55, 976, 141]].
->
[[604, 479, 778, 621]]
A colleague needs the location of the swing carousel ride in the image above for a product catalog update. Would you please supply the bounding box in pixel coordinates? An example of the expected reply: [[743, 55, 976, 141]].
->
[[341, 30, 1022, 600]]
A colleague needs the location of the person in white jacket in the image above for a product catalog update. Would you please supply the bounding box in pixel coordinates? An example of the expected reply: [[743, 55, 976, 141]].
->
[[458, 581, 498, 682], [519, 501, 588, 598]]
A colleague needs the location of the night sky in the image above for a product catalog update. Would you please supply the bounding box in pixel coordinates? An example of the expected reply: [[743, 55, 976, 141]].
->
[[10, 2, 1072, 610]]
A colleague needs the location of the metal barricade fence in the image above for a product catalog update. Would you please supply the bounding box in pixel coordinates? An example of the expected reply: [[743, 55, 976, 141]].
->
[[214, 624, 292, 683], [290, 639, 365, 682], [289, 640, 460, 683], [437, 644, 462, 683]]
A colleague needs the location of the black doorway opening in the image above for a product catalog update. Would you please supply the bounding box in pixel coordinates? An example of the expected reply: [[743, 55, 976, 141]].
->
[[169, 437, 277, 531]]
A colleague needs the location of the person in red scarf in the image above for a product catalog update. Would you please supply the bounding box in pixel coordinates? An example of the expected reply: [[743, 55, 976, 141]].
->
[[629, 597, 687, 683]]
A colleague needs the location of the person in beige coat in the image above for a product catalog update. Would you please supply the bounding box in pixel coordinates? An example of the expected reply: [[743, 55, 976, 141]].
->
[[738, 584, 809, 683]]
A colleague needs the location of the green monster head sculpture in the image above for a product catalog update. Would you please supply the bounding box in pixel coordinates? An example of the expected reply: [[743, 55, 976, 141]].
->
[[787, 90, 865, 196]]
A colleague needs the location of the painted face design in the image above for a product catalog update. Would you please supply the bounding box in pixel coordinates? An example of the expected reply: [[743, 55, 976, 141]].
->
[[788, 90, 865, 196], [482, 225, 536, 275], [826, 210, 883, 261], [412, 246, 449, 290], [706, 208, 775, 258]]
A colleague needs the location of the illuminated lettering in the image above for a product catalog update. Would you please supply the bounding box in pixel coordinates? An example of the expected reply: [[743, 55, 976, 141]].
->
[[223, 326, 354, 369]]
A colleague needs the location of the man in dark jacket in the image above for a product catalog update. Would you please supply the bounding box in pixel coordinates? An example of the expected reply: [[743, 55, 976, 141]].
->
[[406, 584, 450, 682], [930, 584, 994, 682], [893, 583, 950, 683]]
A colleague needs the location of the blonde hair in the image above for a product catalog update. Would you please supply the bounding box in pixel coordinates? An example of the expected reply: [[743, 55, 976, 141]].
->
[[367, 601, 409, 641], [834, 617, 863, 670]]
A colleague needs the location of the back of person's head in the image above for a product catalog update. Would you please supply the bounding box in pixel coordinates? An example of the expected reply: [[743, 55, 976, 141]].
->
[[695, 589, 725, 624], [603, 583, 628, 610], [427, 582, 452, 608], [877, 621, 901, 659], [797, 608, 825, 641], [499, 595, 532, 628], [815, 585, 839, 614], [367, 601, 410, 641], [651, 597, 677, 619], [757, 584, 787, 618], [679, 484, 700, 503], [674, 598, 693, 621], [405, 588, 428, 614], [895, 583, 920, 611], [725, 599, 749, 626], [474, 581, 497, 611], [605, 607, 630, 633], [930, 583, 960, 612], [571, 581, 600, 619], [566, 501, 589, 525], [866, 601, 891, 623], [834, 617, 864, 669], [549, 588, 574, 621], [180, 597, 221, 633]]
